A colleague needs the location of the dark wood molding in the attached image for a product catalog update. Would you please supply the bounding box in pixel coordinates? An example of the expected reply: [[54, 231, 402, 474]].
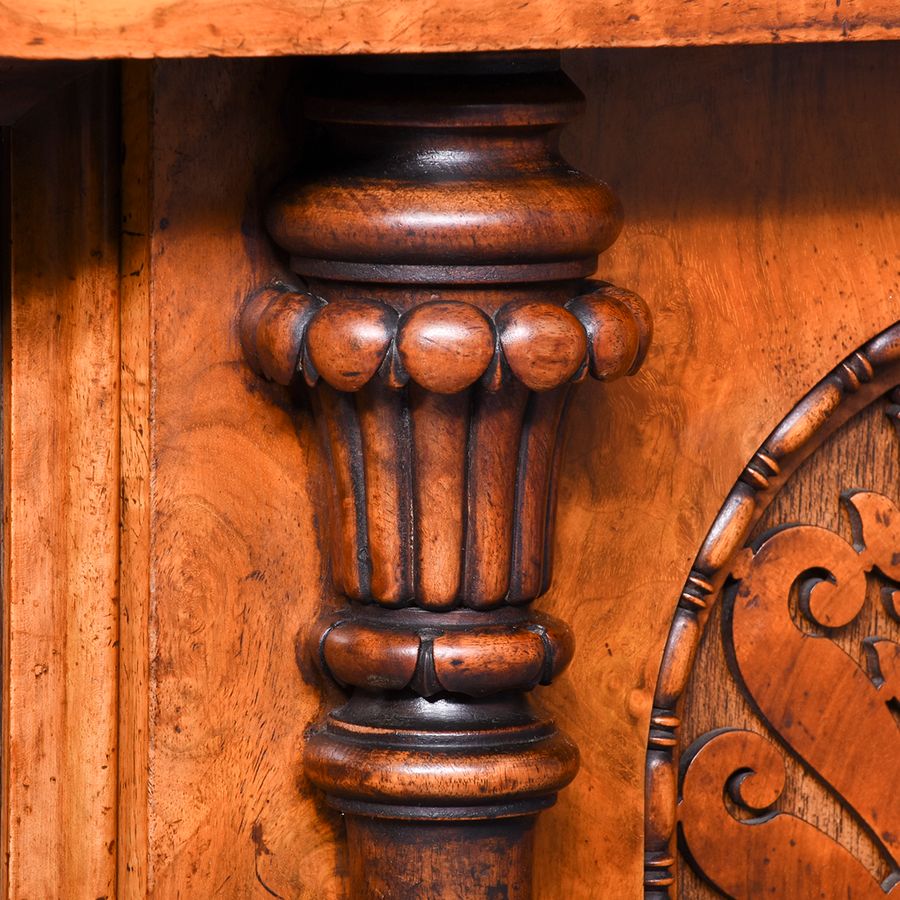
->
[[240, 51, 651, 897], [643, 323, 900, 898]]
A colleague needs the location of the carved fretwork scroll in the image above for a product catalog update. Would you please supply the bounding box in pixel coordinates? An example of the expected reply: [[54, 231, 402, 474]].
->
[[679, 729, 896, 899], [241, 53, 651, 898], [643, 326, 900, 899], [680, 491, 900, 897]]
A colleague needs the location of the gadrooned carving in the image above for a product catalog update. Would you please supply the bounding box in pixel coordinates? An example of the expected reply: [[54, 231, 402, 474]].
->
[[241, 281, 650, 394]]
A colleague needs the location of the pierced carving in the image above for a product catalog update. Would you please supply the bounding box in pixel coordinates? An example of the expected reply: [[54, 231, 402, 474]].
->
[[722, 491, 900, 869], [679, 730, 896, 899], [643, 326, 900, 899]]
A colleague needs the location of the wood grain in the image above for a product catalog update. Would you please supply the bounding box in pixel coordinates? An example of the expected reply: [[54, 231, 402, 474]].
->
[[346, 818, 537, 900], [641, 330, 900, 896], [680, 729, 895, 899], [679, 400, 900, 897], [119, 61, 153, 899], [727, 491, 900, 864], [119, 59, 346, 897], [105, 43, 900, 896], [248, 55, 648, 898], [534, 42, 900, 897], [0, 0, 898, 60], [1, 65, 119, 898]]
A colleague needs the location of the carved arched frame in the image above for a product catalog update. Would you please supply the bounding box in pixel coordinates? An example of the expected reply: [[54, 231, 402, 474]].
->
[[643, 321, 900, 897]]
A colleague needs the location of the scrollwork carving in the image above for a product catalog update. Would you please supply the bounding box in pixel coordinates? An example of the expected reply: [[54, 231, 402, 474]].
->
[[643, 325, 900, 898], [679, 729, 897, 899], [723, 491, 900, 871]]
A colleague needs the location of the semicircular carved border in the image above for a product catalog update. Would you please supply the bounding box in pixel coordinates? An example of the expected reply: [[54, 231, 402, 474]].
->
[[643, 320, 900, 898]]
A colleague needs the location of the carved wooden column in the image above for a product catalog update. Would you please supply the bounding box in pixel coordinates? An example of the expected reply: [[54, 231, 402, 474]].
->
[[241, 52, 650, 898]]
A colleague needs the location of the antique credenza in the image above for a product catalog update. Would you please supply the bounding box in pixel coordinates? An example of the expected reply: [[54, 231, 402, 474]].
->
[[0, 4, 898, 898]]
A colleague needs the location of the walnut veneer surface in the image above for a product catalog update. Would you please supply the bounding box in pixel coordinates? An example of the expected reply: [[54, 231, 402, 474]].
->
[[116, 43, 900, 896], [1, 35, 899, 900]]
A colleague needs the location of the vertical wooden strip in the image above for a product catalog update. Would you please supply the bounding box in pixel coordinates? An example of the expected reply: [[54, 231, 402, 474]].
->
[[119, 60, 153, 900], [1, 123, 13, 900], [357, 381, 412, 605], [410, 385, 469, 609], [508, 388, 568, 603], [463, 382, 529, 608], [3, 66, 119, 898], [319, 384, 371, 601]]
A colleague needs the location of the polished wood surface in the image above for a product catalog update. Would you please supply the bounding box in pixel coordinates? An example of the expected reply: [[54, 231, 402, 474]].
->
[[0, 0, 897, 60], [1, 39, 898, 898], [543, 41, 900, 897], [118, 61, 153, 897], [727, 491, 900, 862], [680, 730, 894, 899], [642, 327, 900, 896], [110, 44, 900, 897], [1, 65, 119, 897], [241, 54, 649, 898], [676, 396, 900, 897]]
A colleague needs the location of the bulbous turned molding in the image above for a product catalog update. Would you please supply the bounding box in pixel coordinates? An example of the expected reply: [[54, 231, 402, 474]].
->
[[314, 608, 573, 698], [241, 51, 651, 899], [243, 285, 649, 393], [242, 282, 649, 611]]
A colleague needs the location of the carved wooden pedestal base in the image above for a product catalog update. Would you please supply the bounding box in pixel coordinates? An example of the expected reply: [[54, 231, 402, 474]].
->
[[242, 52, 650, 897]]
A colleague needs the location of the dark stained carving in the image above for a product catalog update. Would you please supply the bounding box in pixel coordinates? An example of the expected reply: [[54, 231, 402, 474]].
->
[[643, 327, 900, 899], [243, 285, 647, 396], [315, 608, 573, 697], [241, 52, 651, 898], [242, 282, 648, 610]]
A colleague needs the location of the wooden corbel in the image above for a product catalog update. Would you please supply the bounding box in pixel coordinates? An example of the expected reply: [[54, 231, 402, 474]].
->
[[240, 52, 651, 898]]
